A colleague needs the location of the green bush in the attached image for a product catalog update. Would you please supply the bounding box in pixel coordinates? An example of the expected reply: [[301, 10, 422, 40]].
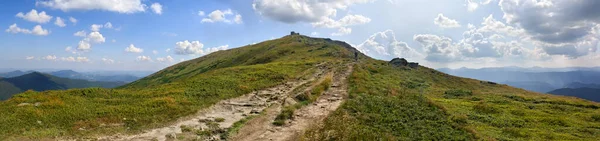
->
[[444, 89, 473, 99]]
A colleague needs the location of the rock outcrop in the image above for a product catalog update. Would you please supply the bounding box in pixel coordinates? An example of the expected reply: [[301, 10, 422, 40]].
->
[[389, 58, 419, 69]]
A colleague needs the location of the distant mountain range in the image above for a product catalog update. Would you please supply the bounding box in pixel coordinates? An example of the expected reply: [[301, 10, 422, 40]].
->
[[548, 88, 600, 102], [0, 70, 140, 82], [438, 67, 600, 102], [0, 72, 126, 100]]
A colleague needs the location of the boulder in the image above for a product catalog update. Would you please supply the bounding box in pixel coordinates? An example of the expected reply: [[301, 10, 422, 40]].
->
[[408, 62, 419, 69], [389, 58, 408, 67]]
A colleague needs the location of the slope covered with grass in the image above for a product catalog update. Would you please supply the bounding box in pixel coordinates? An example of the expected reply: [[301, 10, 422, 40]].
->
[[305, 59, 600, 140], [0, 35, 360, 139]]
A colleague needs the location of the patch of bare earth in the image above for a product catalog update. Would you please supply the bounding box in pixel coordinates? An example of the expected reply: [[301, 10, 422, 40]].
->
[[230, 64, 353, 141], [97, 64, 328, 141]]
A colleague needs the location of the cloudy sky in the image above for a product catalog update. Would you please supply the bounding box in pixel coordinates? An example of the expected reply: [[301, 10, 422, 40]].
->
[[1, 0, 599, 71]]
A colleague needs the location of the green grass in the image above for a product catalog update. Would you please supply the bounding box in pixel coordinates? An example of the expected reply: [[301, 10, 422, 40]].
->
[[305, 59, 600, 140], [304, 61, 474, 140], [0, 35, 360, 139]]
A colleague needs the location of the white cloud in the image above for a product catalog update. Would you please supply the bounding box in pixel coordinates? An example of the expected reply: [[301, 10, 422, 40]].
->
[[87, 31, 106, 43], [312, 14, 371, 29], [26, 56, 35, 60], [434, 14, 461, 28], [153, 50, 158, 55], [252, 0, 372, 24], [331, 27, 352, 36], [91, 24, 103, 32], [198, 11, 205, 16], [5, 24, 32, 34], [311, 32, 319, 36], [175, 40, 204, 55], [499, 0, 600, 58], [31, 25, 50, 36], [150, 3, 163, 15], [234, 14, 243, 24], [15, 9, 53, 23], [156, 55, 174, 62], [55, 17, 66, 27], [104, 22, 113, 29], [74, 30, 87, 37], [102, 58, 115, 64], [61, 56, 90, 63], [77, 40, 91, 51], [166, 48, 171, 52], [206, 45, 229, 54], [136, 56, 152, 62], [65, 46, 77, 54], [69, 17, 77, 25], [125, 44, 143, 53], [357, 30, 423, 60], [200, 9, 243, 24], [5, 24, 49, 36], [43, 55, 57, 61], [466, 0, 479, 12], [37, 0, 147, 14]]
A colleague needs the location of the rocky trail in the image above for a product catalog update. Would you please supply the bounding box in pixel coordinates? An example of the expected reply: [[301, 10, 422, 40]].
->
[[230, 64, 353, 141], [98, 64, 331, 141]]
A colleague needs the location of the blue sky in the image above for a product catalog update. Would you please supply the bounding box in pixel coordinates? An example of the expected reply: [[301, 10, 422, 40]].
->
[[1, 0, 599, 71]]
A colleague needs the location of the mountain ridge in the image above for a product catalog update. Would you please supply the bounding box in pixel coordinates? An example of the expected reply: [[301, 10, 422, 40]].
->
[[0, 34, 598, 140]]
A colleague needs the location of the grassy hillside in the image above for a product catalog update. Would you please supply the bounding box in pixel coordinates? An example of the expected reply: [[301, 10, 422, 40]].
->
[[0, 72, 125, 101], [0, 35, 360, 139], [305, 59, 600, 140], [1, 34, 599, 140]]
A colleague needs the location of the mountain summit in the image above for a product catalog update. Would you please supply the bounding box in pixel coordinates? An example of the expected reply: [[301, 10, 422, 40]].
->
[[0, 34, 599, 140]]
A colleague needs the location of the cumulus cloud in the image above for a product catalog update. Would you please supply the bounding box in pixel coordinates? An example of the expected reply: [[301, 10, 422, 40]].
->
[[65, 46, 77, 54], [174, 40, 229, 55], [74, 30, 87, 37], [175, 40, 204, 55], [200, 9, 243, 24], [156, 55, 174, 62], [434, 14, 461, 28], [26, 56, 35, 60], [55, 17, 66, 27], [198, 11, 205, 16], [91, 24, 103, 32], [37, 0, 147, 14], [87, 31, 106, 43], [312, 14, 371, 28], [151, 3, 163, 15], [125, 44, 143, 53], [136, 56, 152, 62], [253, 0, 373, 36], [69, 17, 77, 25], [357, 30, 423, 60], [331, 27, 352, 36], [5, 24, 49, 36], [77, 40, 91, 52], [499, 0, 600, 57], [252, 0, 371, 23], [102, 58, 115, 64], [43, 55, 57, 61], [61, 56, 90, 63], [16, 9, 53, 23]]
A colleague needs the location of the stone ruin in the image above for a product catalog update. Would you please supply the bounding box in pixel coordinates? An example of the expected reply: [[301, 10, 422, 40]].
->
[[290, 31, 300, 35], [389, 58, 419, 69]]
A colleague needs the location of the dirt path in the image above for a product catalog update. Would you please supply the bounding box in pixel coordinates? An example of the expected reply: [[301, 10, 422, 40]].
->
[[98, 64, 328, 141], [231, 64, 353, 141]]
